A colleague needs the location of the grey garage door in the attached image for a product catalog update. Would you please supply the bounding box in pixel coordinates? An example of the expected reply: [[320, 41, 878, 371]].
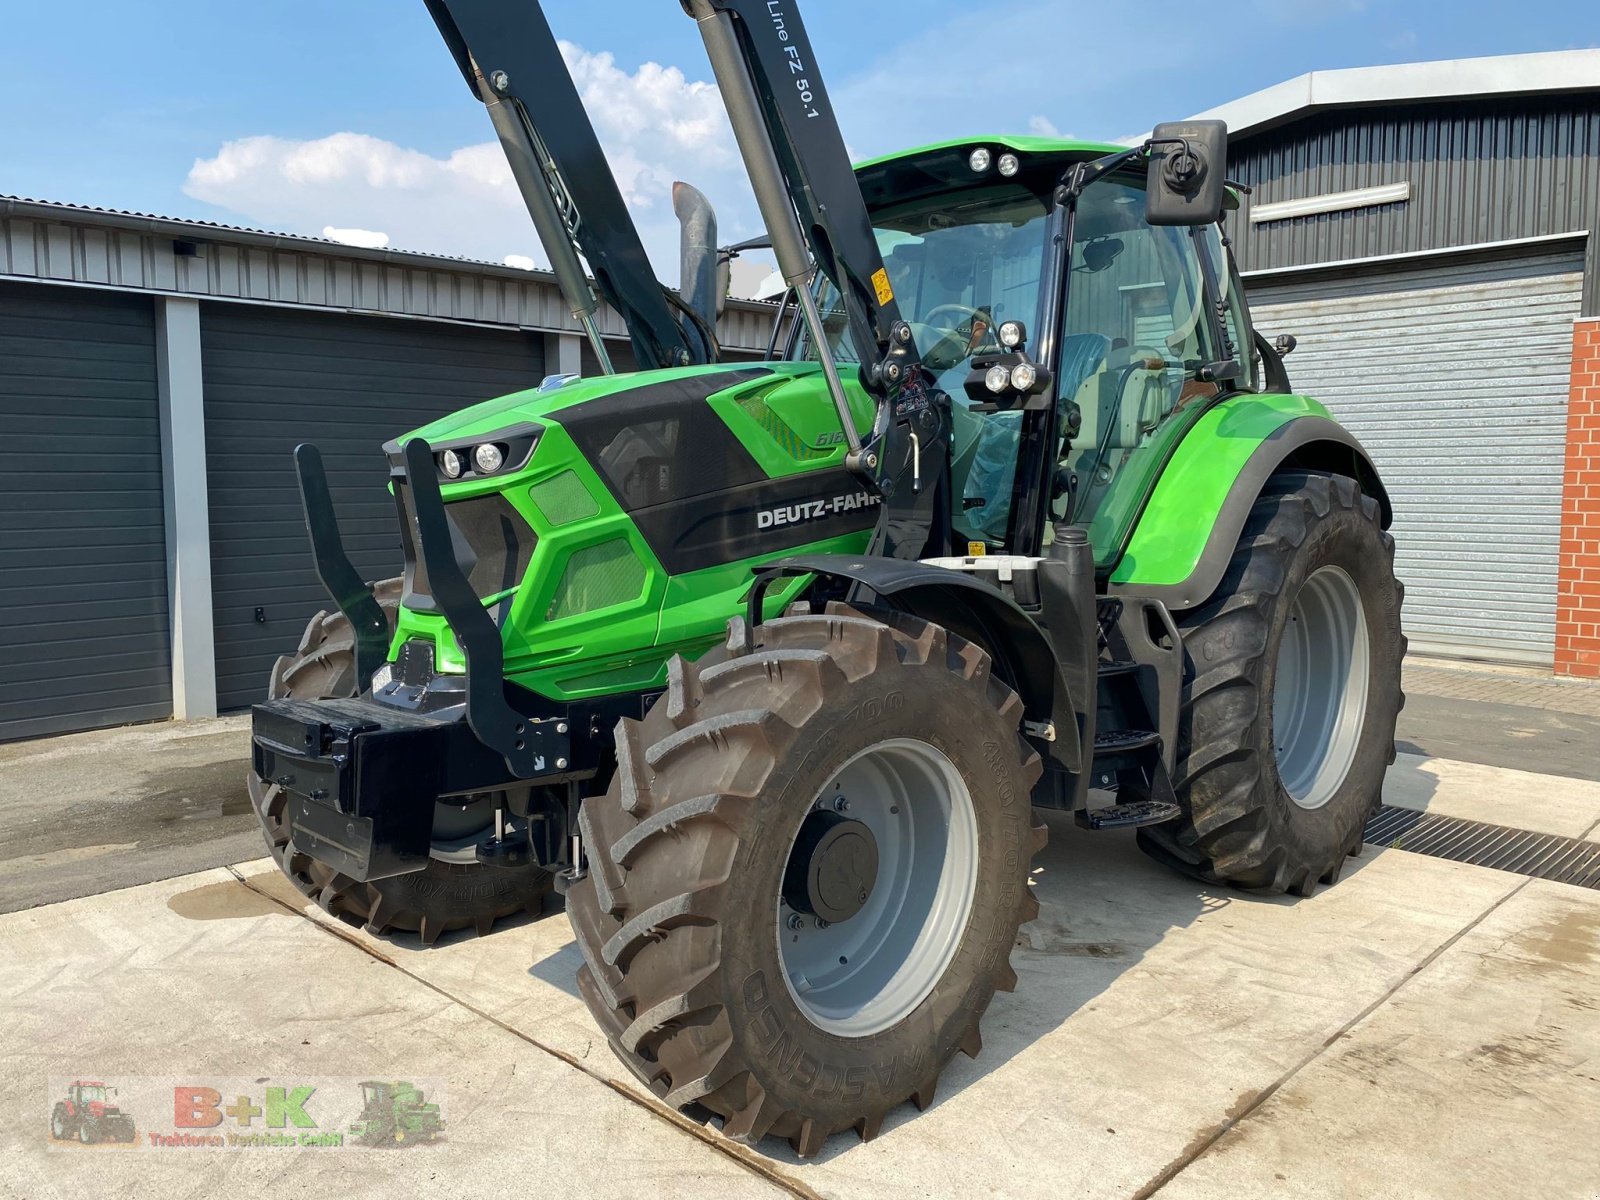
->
[[1, 283, 170, 740], [203, 305, 544, 710], [1249, 249, 1584, 665]]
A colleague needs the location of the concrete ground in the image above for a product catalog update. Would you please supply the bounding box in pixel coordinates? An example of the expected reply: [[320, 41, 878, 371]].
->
[[2, 660, 1599, 1197]]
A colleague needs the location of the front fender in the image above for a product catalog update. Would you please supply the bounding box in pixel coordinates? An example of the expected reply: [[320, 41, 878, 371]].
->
[[1109, 395, 1390, 610], [760, 554, 1082, 775]]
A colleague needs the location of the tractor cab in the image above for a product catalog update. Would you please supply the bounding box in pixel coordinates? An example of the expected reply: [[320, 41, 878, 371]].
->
[[790, 136, 1258, 567]]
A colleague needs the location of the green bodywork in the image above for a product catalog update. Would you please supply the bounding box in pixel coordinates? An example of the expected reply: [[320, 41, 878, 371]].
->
[[1104, 393, 1335, 585], [393, 362, 877, 701], [378, 135, 1364, 705]]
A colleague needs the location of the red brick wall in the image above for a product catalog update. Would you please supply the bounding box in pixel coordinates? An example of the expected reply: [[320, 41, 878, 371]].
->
[[1556, 318, 1600, 677]]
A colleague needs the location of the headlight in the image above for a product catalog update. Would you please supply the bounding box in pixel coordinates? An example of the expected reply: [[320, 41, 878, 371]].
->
[[998, 320, 1026, 350], [968, 147, 992, 173], [984, 364, 1011, 393], [439, 448, 463, 479], [1010, 362, 1038, 392], [473, 443, 505, 474], [997, 152, 1020, 177]]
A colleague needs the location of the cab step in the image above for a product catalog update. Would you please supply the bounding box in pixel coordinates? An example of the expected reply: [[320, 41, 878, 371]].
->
[[1093, 728, 1160, 754], [1075, 799, 1183, 831], [1097, 659, 1139, 678]]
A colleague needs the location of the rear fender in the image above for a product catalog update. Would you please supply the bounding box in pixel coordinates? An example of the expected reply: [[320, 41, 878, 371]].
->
[[1109, 404, 1390, 610], [754, 554, 1083, 775]]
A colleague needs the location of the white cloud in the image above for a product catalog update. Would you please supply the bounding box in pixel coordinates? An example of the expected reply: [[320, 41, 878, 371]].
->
[[502, 254, 537, 271], [1026, 115, 1061, 138], [322, 225, 389, 249], [183, 41, 764, 285]]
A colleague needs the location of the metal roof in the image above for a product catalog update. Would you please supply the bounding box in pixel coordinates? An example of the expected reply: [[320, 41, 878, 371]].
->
[[0, 193, 570, 284], [0, 193, 779, 312], [1191, 49, 1600, 138]]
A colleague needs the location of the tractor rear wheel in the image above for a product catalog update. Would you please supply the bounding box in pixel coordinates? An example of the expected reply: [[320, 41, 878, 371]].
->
[[567, 605, 1045, 1157], [50, 1104, 70, 1140], [1138, 471, 1405, 894], [248, 578, 552, 944]]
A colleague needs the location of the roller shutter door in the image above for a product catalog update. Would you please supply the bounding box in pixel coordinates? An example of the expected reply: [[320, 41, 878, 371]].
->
[[203, 305, 543, 710], [1248, 249, 1584, 664], [0, 283, 170, 740]]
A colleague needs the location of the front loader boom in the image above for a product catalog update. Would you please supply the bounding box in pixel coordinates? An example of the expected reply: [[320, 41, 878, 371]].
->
[[684, 0, 952, 559], [425, 0, 710, 370]]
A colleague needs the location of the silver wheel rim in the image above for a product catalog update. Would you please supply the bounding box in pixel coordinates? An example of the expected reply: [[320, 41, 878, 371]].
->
[[778, 738, 978, 1038], [1273, 565, 1370, 810]]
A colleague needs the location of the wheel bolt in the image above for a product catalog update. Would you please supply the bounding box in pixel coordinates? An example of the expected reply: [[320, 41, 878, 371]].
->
[[833, 796, 850, 813], [787, 914, 805, 931]]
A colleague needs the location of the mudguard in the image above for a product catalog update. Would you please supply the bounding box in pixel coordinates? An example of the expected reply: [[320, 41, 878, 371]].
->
[[755, 554, 1083, 775], [1109, 396, 1391, 610]]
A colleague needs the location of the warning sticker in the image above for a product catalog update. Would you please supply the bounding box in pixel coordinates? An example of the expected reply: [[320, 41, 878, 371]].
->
[[871, 268, 894, 305]]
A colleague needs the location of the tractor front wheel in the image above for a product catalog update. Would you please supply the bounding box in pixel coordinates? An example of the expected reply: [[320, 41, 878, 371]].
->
[[1139, 471, 1405, 893], [248, 578, 553, 944], [50, 1104, 70, 1141], [567, 605, 1045, 1157]]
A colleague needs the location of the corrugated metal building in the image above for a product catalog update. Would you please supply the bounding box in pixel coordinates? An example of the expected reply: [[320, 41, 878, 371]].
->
[[1196, 51, 1600, 671], [0, 199, 775, 739]]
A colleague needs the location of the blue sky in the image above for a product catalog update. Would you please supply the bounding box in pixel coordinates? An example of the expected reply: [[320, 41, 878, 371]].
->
[[1, 0, 1592, 284]]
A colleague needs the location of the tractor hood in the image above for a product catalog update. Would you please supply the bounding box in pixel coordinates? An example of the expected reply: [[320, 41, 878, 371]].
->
[[400, 360, 866, 450]]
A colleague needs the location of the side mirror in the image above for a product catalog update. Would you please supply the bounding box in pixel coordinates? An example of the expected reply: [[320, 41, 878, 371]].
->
[[1145, 120, 1228, 227], [1273, 333, 1297, 358]]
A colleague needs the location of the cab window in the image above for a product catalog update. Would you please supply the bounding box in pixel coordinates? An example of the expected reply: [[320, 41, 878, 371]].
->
[[1055, 175, 1221, 560]]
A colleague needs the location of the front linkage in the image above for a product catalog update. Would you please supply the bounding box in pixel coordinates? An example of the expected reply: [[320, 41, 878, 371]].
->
[[250, 439, 643, 886]]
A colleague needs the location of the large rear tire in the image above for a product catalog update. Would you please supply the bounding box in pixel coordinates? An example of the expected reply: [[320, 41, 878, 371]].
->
[[567, 605, 1045, 1157], [1138, 471, 1405, 894], [248, 578, 552, 944]]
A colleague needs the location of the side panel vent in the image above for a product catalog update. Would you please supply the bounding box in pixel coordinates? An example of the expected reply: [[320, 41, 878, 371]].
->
[[547, 538, 646, 620], [529, 470, 601, 526]]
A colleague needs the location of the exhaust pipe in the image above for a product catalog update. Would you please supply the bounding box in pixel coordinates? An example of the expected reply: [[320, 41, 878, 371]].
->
[[673, 181, 719, 362]]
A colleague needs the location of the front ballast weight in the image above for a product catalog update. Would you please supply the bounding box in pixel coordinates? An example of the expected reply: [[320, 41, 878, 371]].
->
[[252, 439, 582, 883]]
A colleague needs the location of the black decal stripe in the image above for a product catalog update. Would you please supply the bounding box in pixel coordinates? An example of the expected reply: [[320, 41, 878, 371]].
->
[[560, 367, 882, 573], [632, 470, 877, 575], [559, 369, 774, 508]]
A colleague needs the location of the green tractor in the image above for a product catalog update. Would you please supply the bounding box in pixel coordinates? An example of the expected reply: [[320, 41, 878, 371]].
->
[[349, 1081, 443, 1146], [249, 0, 1403, 1157]]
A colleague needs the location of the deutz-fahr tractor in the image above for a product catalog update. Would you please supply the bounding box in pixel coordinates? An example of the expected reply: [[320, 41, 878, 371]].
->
[[51, 1081, 135, 1144], [349, 1080, 443, 1145], [248, 0, 1404, 1157]]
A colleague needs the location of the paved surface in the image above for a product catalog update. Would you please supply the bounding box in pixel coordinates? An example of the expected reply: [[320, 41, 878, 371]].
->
[[5, 754, 1600, 1198], [0, 717, 257, 912], [4, 658, 1597, 914], [1403, 656, 1600, 718]]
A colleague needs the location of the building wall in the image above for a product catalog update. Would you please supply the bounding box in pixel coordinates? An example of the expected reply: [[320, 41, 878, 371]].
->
[[1226, 95, 1600, 316], [1558, 319, 1600, 676]]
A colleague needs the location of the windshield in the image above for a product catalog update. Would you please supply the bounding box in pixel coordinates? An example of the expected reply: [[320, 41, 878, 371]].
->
[[792, 183, 1053, 546], [793, 183, 1051, 392], [78, 1086, 107, 1101]]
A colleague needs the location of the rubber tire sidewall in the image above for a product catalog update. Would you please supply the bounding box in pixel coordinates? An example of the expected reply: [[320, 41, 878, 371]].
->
[[1254, 490, 1401, 868], [716, 646, 1033, 1117]]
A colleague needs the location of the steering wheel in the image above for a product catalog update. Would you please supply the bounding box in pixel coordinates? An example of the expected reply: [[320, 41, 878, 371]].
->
[[910, 303, 999, 370]]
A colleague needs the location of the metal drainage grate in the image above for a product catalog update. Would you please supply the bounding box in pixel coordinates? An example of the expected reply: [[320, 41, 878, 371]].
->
[[1364, 805, 1600, 890]]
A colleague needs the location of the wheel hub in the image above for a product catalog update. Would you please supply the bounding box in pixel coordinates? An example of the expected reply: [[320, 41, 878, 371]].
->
[[783, 810, 879, 923]]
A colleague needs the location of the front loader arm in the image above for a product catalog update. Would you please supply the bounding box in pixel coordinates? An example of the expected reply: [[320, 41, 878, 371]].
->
[[682, 0, 952, 560], [425, 0, 707, 371]]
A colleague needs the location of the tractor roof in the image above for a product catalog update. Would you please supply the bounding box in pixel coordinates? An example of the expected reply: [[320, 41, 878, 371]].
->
[[855, 135, 1126, 172]]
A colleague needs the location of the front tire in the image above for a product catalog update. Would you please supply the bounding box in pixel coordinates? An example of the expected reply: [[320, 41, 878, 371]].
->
[[248, 577, 552, 943], [1138, 471, 1405, 894], [567, 605, 1044, 1156]]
